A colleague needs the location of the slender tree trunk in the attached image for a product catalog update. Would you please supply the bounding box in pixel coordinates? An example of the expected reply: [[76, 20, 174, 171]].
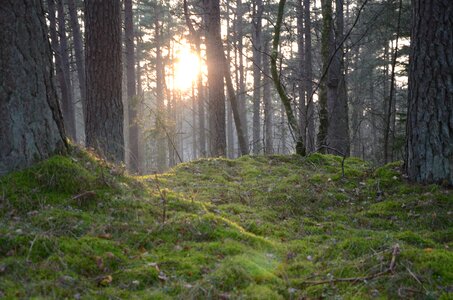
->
[[236, 0, 248, 146], [271, 0, 305, 156], [304, 0, 315, 153], [67, 0, 86, 118], [0, 0, 67, 175], [317, 0, 331, 151], [406, 0, 453, 186], [205, 0, 226, 157], [252, 0, 263, 154], [384, 0, 402, 163], [226, 1, 235, 158], [155, 20, 167, 170], [263, 34, 273, 155], [48, 0, 76, 141], [84, 0, 124, 163], [56, 0, 77, 141], [297, 0, 306, 150], [124, 0, 139, 173], [183, 0, 207, 157]]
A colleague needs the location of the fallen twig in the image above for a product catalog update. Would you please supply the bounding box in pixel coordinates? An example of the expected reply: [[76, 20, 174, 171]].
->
[[302, 244, 400, 286]]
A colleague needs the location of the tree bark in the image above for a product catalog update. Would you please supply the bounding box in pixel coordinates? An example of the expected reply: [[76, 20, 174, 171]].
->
[[67, 0, 86, 117], [204, 0, 226, 157], [317, 0, 331, 151], [271, 0, 305, 156], [303, 0, 315, 153], [56, 0, 76, 141], [263, 34, 273, 155], [326, 0, 349, 156], [252, 0, 263, 154], [0, 0, 67, 175], [236, 0, 248, 146], [48, 0, 76, 141], [384, 0, 402, 163], [125, 0, 139, 173], [406, 0, 453, 186], [84, 0, 124, 163], [297, 0, 306, 151]]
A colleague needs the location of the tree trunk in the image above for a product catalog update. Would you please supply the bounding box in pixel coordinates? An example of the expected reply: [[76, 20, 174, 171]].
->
[[317, 0, 331, 151], [384, 0, 402, 163], [297, 0, 306, 151], [125, 0, 139, 173], [236, 0, 248, 146], [0, 0, 67, 175], [67, 0, 86, 118], [84, 0, 124, 163], [57, 0, 76, 141], [48, 0, 76, 141], [271, 0, 305, 156], [252, 0, 263, 154], [326, 0, 349, 156], [205, 0, 226, 157], [304, 0, 315, 153], [406, 0, 453, 186], [263, 34, 273, 155]]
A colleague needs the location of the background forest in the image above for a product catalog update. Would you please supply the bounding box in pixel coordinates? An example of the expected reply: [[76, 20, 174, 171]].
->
[[40, 0, 411, 173]]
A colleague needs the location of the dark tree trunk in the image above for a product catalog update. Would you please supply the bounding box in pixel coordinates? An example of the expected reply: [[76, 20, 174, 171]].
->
[[303, 0, 315, 153], [326, 0, 349, 156], [236, 0, 248, 146], [317, 0, 331, 151], [84, 0, 124, 163], [125, 0, 139, 173], [48, 0, 76, 141], [263, 34, 273, 155], [67, 0, 86, 117], [155, 20, 167, 170], [252, 0, 263, 154], [56, 0, 76, 141], [384, 0, 402, 163], [406, 0, 453, 186], [205, 0, 226, 157], [297, 0, 306, 150], [0, 0, 67, 175]]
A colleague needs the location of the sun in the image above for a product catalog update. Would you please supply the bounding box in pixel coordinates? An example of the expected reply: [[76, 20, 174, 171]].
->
[[174, 45, 199, 91]]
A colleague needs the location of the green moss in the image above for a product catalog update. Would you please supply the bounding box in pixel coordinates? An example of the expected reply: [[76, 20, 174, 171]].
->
[[1, 150, 451, 299]]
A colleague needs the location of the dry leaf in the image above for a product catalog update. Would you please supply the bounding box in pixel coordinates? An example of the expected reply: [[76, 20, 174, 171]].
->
[[98, 233, 112, 240], [98, 275, 113, 286]]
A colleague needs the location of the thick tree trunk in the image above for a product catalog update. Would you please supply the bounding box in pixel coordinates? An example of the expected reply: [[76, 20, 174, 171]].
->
[[84, 0, 124, 163], [67, 0, 86, 117], [406, 0, 453, 186], [0, 0, 67, 175], [125, 0, 139, 173], [303, 0, 315, 153], [205, 0, 226, 157], [252, 0, 263, 154], [326, 0, 349, 156]]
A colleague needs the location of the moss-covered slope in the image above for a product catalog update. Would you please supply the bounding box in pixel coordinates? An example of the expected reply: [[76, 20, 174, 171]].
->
[[0, 150, 452, 299]]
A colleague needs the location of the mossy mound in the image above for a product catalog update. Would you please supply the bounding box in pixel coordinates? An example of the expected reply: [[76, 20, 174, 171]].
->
[[0, 151, 452, 299]]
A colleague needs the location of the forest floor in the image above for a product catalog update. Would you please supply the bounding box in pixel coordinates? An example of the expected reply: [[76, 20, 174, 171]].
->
[[0, 147, 452, 299]]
